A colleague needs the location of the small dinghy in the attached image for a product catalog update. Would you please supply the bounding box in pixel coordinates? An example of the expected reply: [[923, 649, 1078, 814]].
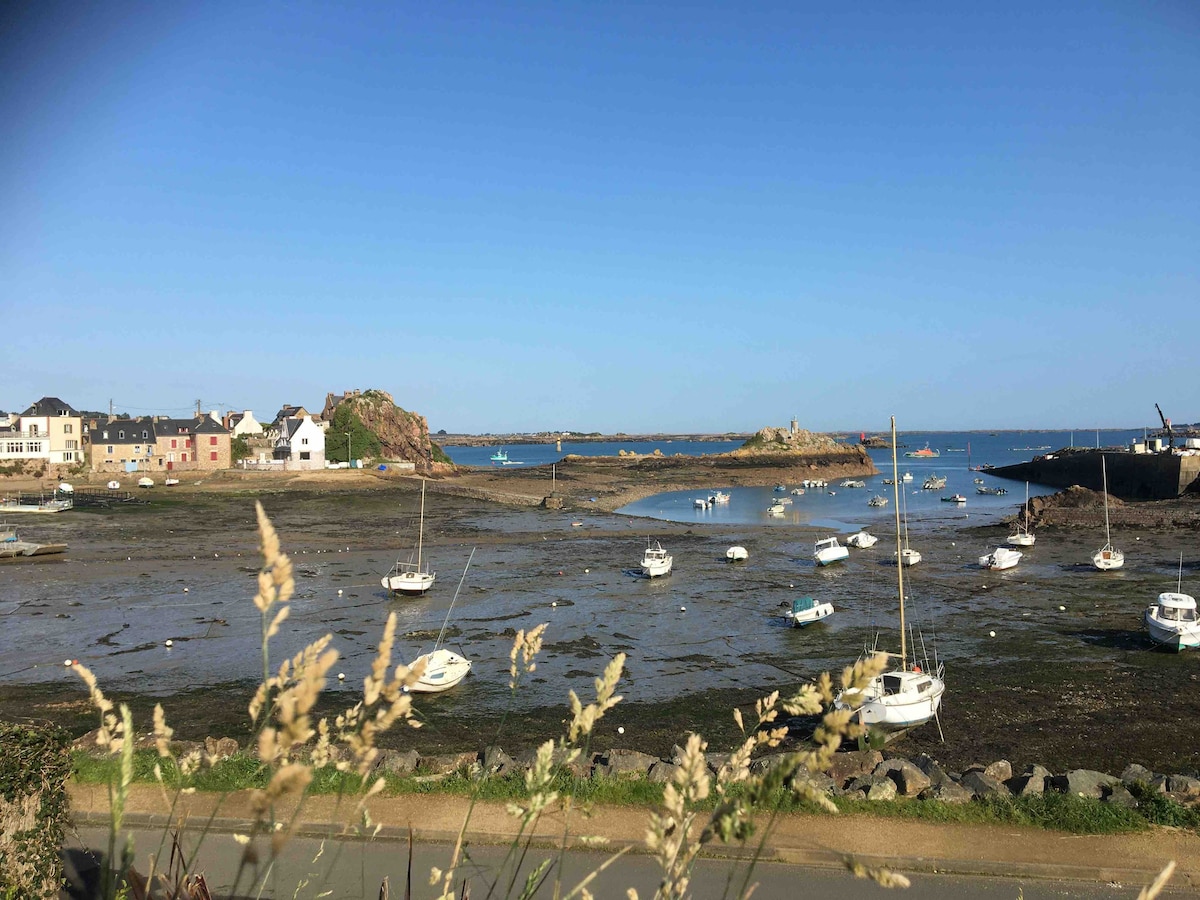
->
[[847, 531, 878, 549], [726, 545, 748, 562]]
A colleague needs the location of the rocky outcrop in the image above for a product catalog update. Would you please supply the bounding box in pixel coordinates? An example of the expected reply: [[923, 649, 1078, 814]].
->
[[332, 389, 441, 474], [733, 425, 849, 456]]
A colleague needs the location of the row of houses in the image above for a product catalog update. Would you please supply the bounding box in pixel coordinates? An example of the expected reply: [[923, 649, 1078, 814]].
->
[[0, 397, 341, 474]]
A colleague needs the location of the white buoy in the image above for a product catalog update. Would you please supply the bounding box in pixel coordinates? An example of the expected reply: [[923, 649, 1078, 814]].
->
[[165, 639, 173, 647], [680, 606, 686, 612], [1059, 605, 1066, 611], [951, 542, 956, 547], [988, 631, 996, 637], [338, 673, 345, 681], [64, 659, 72, 667], [183, 588, 189, 593], [617, 726, 625, 734], [551, 601, 557, 607], [584, 568, 590, 573], [337, 589, 343, 596]]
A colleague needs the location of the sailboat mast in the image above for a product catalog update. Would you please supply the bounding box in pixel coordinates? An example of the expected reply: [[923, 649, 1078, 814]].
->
[[1101, 456, 1111, 544], [891, 416, 907, 670], [417, 478, 426, 569]]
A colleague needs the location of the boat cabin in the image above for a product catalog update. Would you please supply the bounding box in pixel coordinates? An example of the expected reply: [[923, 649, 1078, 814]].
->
[[881, 670, 936, 696], [1155, 592, 1198, 623]]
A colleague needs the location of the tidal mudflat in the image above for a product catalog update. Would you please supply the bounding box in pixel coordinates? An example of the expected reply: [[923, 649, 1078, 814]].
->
[[1, 485, 1197, 776]]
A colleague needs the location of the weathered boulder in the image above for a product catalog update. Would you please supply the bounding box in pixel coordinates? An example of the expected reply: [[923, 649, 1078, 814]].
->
[[1104, 784, 1139, 809], [826, 750, 883, 788], [874, 759, 931, 797], [1120, 763, 1156, 787], [920, 779, 974, 805], [1051, 769, 1119, 800], [647, 761, 681, 784], [911, 754, 954, 787], [379, 749, 421, 776], [750, 753, 795, 776], [204, 736, 240, 760], [791, 770, 837, 796], [1007, 765, 1052, 797], [596, 748, 659, 778], [866, 778, 898, 802], [418, 751, 478, 776], [481, 745, 517, 777], [961, 770, 1010, 799], [1167, 774, 1200, 798], [983, 760, 1013, 783], [706, 752, 733, 777]]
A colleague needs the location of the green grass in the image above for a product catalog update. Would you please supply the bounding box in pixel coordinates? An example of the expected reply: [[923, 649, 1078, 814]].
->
[[71, 751, 1197, 836]]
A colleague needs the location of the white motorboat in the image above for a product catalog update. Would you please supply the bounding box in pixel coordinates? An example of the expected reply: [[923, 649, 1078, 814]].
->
[[841, 479, 866, 489], [901, 472, 913, 483], [57, 482, 74, 494], [1007, 483, 1036, 547], [785, 596, 834, 627], [137, 477, 154, 488], [813, 536, 849, 567], [382, 479, 436, 595], [779, 497, 793, 505], [641, 540, 673, 577], [693, 498, 710, 509], [1143, 554, 1199, 651], [726, 545, 748, 562], [847, 531, 878, 549], [895, 547, 923, 567], [941, 494, 966, 504], [711, 491, 731, 504], [773, 484, 787, 492], [836, 416, 945, 736], [407, 549, 474, 692], [979, 547, 1023, 570], [922, 475, 947, 491], [867, 495, 888, 507], [790, 488, 805, 496], [1092, 456, 1124, 571], [766, 502, 786, 516], [164, 477, 180, 487]]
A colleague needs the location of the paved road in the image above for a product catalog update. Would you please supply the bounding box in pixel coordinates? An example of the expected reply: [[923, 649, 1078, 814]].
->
[[65, 825, 1175, 899]]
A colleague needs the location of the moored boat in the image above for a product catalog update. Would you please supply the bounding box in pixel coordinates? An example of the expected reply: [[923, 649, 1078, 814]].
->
[[847, 531, 878, 549], [784, 596, 834, 627], [641, 540, 673, 577], [1007, 483, 1036, 547], [979, 546, 1022, 570], [1092, 456, 1124, 571], [813, 536, 849, 567], [382, 479, 436, 596], [726, 545, 748, 562], [905, 444, 940, 458]]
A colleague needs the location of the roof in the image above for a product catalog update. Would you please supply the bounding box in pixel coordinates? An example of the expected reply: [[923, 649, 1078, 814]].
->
[[1157, 592, 1197, 610], [22, 397, 80, 417], [94, 418, 157, 445]]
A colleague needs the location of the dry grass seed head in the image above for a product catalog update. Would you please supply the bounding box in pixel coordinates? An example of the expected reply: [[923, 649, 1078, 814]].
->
[[508, 623, 548, 688]]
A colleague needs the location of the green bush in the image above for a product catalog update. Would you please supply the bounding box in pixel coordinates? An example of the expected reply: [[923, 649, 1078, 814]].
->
[[0, 721, 72, 899]]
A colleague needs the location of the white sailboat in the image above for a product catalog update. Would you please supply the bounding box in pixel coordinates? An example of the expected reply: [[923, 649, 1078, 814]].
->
[[1092, 456, 1124, 571], [381, 479, 436, 596], [407, 549, 474, 692], [1143, 554, 1199, 652], [838, 416, 945, 735], [1007, 483, 1036, 547]]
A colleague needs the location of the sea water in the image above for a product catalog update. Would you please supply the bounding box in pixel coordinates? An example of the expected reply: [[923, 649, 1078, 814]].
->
[[616, 428, 1146, 529], [443, 439, 744, 467]]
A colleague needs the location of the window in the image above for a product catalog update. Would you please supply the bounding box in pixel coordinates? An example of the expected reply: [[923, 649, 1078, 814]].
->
[[171, 439, 177, 449], [134, 446, 140, 454], [119, 431, 125, 440], [301, 437, 308, 445], [64, 424, 73, 434], [182, 453, 188, 462], [300, 451, 310, 460], [107, 446, 113, 455], [209, 436, 217, 446], [65, 440, 78, 450], [210, 451, 218, 461], [185, 439, 192, 448], [103, 431, 109, 440], [142, 431, 148, 439]]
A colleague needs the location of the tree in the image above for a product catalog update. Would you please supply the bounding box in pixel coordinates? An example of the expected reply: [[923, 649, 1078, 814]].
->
[[325, 406, 381, 464], [231, 436, 251, 463]]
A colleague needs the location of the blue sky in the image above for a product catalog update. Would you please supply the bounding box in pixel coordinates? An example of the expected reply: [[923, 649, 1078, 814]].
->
[[2, 2, 1197, 433]]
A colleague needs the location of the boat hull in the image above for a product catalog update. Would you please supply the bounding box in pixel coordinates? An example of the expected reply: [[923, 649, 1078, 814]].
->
[[1144, 611, 1200, 651], [382, 570, 436, 594], [787, 602, 834, 627], [409, 649, 471, 692], [980, 548, 1022, 570], [1092, 548, 1125, 571], [642, 559, 673, 577], [814, 548, 849, 566]]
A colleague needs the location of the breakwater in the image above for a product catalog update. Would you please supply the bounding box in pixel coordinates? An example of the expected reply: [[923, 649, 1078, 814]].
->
[[992, 449, 1200, 500]]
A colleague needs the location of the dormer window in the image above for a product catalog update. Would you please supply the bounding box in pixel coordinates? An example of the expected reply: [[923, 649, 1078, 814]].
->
[[119, 431, 125, 439], [102, 431, 109, 440], [142, 431, 148, 439]]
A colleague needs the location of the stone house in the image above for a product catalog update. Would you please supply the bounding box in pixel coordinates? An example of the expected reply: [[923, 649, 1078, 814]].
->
[[154, 417, 232, 471], [88, 417, 158, 473], [321, 389, 361, 422], [0, 397, 84, 465]]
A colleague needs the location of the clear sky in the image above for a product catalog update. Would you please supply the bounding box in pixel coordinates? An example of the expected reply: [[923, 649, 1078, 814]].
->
[[2, 2, 1197, 433]]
